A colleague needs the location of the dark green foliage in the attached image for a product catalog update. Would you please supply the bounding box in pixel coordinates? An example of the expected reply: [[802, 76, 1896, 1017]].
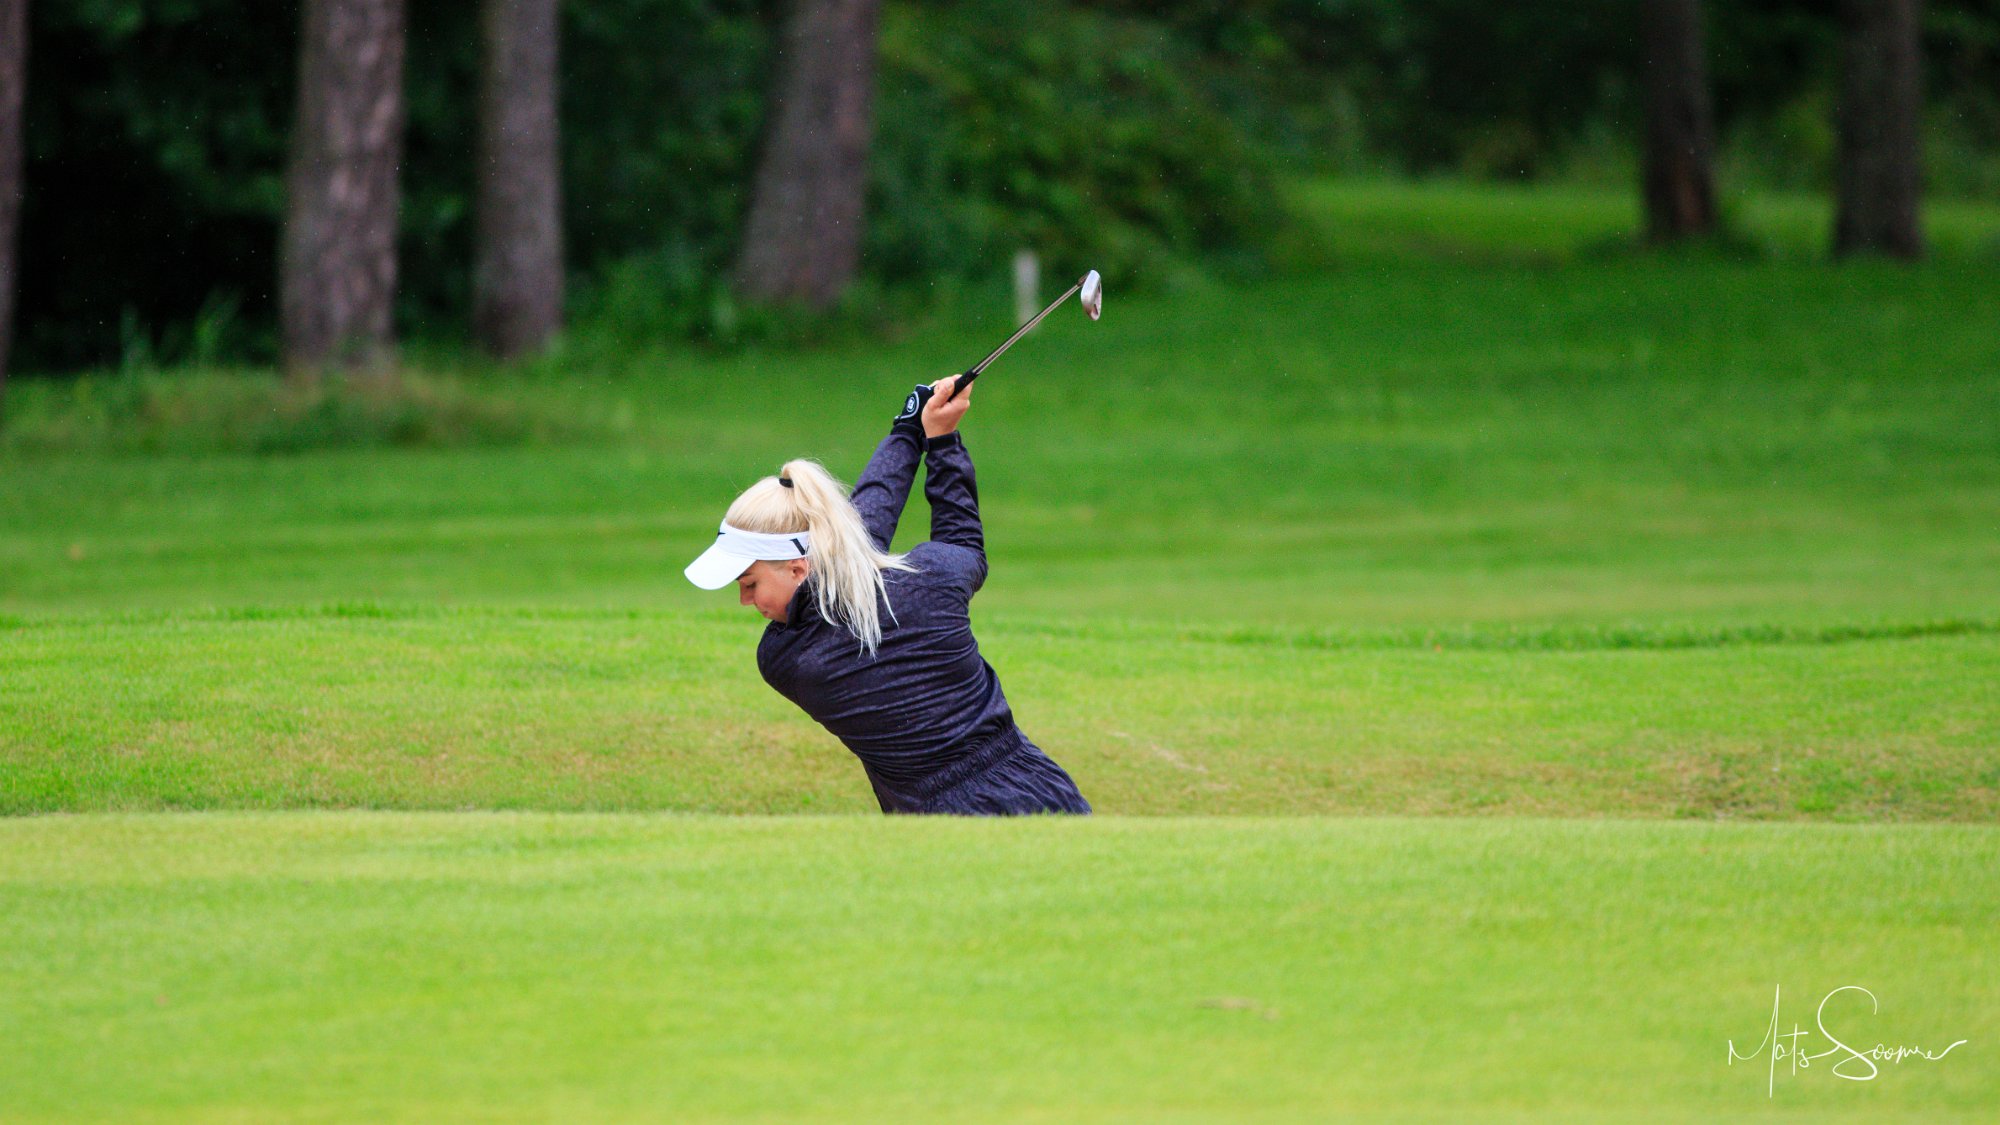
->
[[19, 0, 1287, 370], [867, 0, 1290, 287], [20, 1, 296, 369], [556, 1, 773, 287], [1924, 0, 2000, 196], [550, 0, 1298, 349], [1083, 0, 2000, 188], [18, 0, 780, 371], [399, 0, 776, 348], [1080, 0, 1645, 177], [12, 0, 2000, 372]]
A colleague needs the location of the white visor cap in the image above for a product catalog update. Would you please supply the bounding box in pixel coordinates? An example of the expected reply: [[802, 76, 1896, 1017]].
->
[[684, 522, 812, 589]]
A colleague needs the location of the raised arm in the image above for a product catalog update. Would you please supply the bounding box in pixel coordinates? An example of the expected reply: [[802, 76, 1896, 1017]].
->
[[908, 374, 988, 596], [848, 428, 923, 553], [922, 432, 984, 555]]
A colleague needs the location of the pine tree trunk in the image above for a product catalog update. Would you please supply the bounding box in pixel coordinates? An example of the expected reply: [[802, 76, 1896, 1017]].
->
[[733, 0, 883, 310], [1641, 0, 1717, 241], [281, 0, 407, 375], [475, 0, 563, 360], [1834, 0, 1924, 259], [0, 0, 26, 411]]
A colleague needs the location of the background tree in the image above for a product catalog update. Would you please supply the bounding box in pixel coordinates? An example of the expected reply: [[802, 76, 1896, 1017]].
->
[[13, 0, 2000, 371], [733, 0, 883, 309], [474, 0, 562, 360], [1834, 0, 1925, 258], [281, 0, 407, 374], [1641, 0, 1718, 241], [0, 0, 26, 410]]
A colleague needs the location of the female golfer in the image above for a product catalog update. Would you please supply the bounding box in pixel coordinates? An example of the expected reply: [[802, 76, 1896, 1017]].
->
[[683, 375, 1092, 816]]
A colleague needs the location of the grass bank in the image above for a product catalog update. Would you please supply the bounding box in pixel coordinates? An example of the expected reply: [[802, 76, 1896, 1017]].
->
[[4, 606, 1995, 819]]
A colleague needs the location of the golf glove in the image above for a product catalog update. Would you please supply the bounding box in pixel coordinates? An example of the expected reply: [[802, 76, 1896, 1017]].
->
[[891, 382, 934, 440]]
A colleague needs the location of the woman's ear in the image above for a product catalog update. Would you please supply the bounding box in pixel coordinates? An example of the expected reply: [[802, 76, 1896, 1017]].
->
[[789, 557, 811, 581]]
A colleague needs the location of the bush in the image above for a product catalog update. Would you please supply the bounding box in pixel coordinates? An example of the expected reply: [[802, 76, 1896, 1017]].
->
[[869, 0, 1292, 289], [561, 0, 1296, 351]]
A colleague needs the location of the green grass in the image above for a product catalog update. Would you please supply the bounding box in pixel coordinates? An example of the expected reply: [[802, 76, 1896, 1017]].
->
[[4, 181, 1997, 817], [5, 606, 1997, 819], [3, 813, 1994, 1123], [8, 190, 2000, 632], [4, 180, 1998, 1121]]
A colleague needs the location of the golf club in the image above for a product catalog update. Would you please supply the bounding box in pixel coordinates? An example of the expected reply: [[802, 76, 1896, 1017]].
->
[[942, 270, 1102, 403]]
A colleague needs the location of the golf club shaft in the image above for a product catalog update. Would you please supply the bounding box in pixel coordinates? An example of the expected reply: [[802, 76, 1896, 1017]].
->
[[943, 275, 1087, 402]]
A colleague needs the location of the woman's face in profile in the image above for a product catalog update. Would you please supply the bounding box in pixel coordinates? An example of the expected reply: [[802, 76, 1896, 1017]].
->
[[738, 558, 809, 622]]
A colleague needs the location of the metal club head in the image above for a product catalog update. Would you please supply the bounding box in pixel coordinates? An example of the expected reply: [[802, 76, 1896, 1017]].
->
[[1079, 270, 1103, 320]]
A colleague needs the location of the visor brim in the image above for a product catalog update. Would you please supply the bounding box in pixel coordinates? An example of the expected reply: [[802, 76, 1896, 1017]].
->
[[684, 542, 760, 589]]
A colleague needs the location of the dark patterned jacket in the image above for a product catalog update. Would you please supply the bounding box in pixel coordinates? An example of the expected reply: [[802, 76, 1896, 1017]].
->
[[755, 429, 1083, 812]]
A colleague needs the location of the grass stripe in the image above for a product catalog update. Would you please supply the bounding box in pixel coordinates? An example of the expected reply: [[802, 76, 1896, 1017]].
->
[[990, 614, 2000, 652], [7, 601, 1998, 652]]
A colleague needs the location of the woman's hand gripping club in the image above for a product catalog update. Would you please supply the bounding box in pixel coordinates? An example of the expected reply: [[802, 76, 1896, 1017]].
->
[[891, 374, 972, 441]]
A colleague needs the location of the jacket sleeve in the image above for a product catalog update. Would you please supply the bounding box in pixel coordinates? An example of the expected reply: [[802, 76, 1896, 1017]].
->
[[849, 429, 924, 553], [923, 432, 986, 560]]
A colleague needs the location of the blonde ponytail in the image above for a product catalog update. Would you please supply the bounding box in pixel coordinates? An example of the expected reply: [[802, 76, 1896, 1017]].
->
[[722, 458, 917, 658]]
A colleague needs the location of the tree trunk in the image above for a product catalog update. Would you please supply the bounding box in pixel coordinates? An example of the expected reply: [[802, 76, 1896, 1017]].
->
[[281, 0, 406, 375], [0, 0, 26, 412], [1834, 0, 1924, 259], [1640, 0, 1717, 241], [475, 0, 562, 360], [733, 0, 882, 310]]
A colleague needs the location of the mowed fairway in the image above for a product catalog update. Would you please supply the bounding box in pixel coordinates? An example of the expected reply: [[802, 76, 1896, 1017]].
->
[[2, 814, 1995, 1123], [2, 184, 1998, 1119]]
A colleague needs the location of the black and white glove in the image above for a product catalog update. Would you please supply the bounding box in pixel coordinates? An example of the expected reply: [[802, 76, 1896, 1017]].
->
[[891, 382, 934, 440]]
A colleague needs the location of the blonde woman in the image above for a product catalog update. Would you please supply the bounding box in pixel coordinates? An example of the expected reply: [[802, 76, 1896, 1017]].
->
[[685, 375, 1091, 815]]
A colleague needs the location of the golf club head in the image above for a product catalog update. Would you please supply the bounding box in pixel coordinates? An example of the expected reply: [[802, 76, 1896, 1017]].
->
[[1079, 270, 1103, 320]]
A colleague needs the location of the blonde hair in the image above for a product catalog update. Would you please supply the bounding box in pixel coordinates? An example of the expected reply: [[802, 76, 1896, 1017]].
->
[[724, 458, 917, 658]]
